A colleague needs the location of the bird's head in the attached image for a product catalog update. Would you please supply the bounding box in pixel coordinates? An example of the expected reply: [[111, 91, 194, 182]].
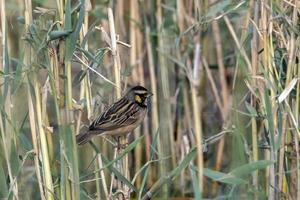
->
[[126, 86, 153, 107]]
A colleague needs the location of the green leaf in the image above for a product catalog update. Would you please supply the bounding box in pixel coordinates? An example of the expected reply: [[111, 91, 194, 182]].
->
[[203, 168, 246, 185], [169, 147, 197, 178], [276, 104, 283, 150], [245, 101, 258, 117], [64, 0, 72, 61], [101, 155, 139, 193], [102, 135, 144, 169], [0, 162, 8, 198], [81, 20, 100, 47], [94, 48, 109, 64], [190, 165, 202, 200], [3, 26, 10, 100], [202, 160, 274, 185], [141, 148, 197, 200], [230, 160, 275, 177], [65, 1, 85, 61], [205, 0, 231, 18], [72, 70, 87, 86], [77, 47, 99, 64], [10, 143, 20, 177], [139, 128, 160, 199], [16, 16, 25, 24], [48, 30, 73, 41], [18, 132, 33, 151], [88, 141, 139, 194]]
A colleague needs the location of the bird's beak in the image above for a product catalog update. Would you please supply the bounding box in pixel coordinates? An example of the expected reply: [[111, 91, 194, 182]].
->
[[147, 92, 153, 97]]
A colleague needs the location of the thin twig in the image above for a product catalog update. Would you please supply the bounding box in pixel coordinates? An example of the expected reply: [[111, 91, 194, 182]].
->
[[73, 53, 118, 87]]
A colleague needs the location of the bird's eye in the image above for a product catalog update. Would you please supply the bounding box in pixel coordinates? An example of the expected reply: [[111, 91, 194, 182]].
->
[[135, 94, 142, 103]]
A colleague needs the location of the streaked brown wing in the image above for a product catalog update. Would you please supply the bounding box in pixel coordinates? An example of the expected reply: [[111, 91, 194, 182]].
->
[[89, 98, 141, 132]]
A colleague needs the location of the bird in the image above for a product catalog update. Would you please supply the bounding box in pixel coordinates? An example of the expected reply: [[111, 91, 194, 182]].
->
[[76, 86, 152, 145]]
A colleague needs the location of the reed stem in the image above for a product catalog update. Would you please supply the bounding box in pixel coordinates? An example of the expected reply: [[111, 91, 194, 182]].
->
[[108, 7, 130, 199]]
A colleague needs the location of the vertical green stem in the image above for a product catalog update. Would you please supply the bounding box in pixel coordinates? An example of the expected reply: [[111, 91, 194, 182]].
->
[[145, 26, 160, 188], [156, 0, 175, 196], [250, 0, 259, 190]]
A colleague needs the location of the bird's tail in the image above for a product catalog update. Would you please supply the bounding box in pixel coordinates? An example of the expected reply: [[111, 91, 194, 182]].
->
[[76, 131, 93, 145]]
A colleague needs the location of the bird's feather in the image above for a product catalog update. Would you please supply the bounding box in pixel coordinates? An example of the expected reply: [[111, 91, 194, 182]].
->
[[89, 98, 143, 131]]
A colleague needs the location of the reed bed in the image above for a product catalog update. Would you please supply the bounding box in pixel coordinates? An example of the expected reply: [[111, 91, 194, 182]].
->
[[0, 0, 299, 199]]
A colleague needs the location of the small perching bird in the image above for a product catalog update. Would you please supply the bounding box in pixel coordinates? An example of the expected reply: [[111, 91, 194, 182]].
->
[[76, 86, 152, 145]]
